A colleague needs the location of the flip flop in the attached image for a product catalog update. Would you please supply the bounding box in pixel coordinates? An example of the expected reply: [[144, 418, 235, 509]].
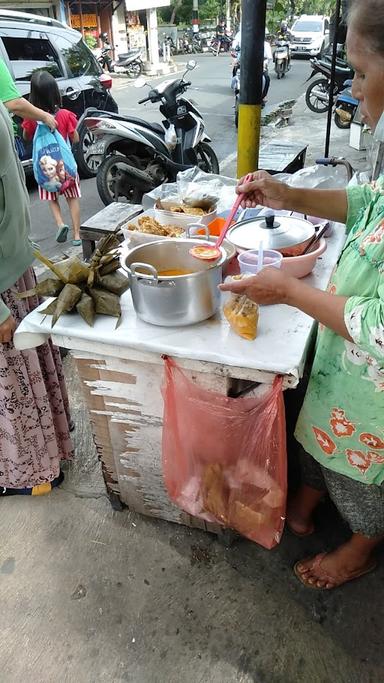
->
[[293, 552, 377, 590], [72, 239, 82, 246], [56, 224, 69, 243], [0, 470, 65, 497]]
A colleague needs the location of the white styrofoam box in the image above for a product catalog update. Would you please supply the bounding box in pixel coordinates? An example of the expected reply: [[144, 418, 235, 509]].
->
[[154, 204, 217, 229], [119, 209, 186, 248]]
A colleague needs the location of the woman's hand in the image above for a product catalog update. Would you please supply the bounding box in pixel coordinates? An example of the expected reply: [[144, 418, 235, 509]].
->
[[0, 315, 16, 343], [220, 268, 294, 306], [42, 112, 57, 131], [236, 170, 290, 210]]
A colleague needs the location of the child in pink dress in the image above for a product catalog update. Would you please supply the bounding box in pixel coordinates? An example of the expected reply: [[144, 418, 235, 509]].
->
[[23, 70, 82, 246]]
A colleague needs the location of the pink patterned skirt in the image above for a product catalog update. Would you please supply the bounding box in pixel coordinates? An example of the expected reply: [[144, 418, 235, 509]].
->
[[0, 268, 73, 488]]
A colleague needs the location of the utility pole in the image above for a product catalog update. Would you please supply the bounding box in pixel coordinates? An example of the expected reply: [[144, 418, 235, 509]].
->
[[192, 0, 199, 34], [237, 0, 267, 177]]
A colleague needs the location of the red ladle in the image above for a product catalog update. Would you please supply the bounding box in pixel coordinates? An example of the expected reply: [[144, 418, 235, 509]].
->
[[189, 173, 253, 261]]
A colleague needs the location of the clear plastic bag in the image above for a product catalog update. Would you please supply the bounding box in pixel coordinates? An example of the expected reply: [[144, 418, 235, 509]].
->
[[162, 358, 287, 549]]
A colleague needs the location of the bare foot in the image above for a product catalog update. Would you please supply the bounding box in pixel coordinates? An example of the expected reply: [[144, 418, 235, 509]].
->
[[286, 501, 315, 537], [294, 542, 377, 590]]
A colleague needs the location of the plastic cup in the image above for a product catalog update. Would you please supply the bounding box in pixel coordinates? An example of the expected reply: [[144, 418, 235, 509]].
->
[[237, 249, 283, 275]]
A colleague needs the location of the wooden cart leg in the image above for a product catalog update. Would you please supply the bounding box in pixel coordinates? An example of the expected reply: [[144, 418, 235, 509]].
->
[[108, 490, 124, 511], [82, 238, 95, 261]]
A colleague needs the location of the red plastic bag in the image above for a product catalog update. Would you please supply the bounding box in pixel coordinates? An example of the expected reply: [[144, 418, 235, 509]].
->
[[162, 358, 287, 549]]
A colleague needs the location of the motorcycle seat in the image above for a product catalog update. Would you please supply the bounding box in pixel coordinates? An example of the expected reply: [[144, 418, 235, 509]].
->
[[119, 116, 165, 135]]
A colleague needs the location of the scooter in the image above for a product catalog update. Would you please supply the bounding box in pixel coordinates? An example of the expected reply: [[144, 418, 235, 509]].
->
[[98, 45, 114, 73], [274, 39, 291, 79], [334, 80, 359, 129], [84, 61, 219, 205], [113, 50, 143, 78], [232, 57, 270, 128], [305, 56, 354, 114]]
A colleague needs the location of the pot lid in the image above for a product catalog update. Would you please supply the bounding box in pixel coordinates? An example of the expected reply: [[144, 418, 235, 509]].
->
[[226, 212, 315, 250]]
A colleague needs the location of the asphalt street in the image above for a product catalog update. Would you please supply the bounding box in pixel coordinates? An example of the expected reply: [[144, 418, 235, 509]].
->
[[27, 53, 310, 261]]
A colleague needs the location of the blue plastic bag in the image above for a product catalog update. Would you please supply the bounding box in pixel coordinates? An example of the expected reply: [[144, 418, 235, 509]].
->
[[32, 124, 77, 194]]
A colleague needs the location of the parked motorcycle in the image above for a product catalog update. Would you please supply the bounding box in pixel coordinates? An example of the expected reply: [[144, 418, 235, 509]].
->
[[113, 50, 143, 78], [274, 39, 291, 79], [209, 34, 232, 55], [334, 80, 359, 129], [84, 61, 219, 205], [305, 56, 354, 113], [98, 45, 114, 73], [159, 35, 176, 57]]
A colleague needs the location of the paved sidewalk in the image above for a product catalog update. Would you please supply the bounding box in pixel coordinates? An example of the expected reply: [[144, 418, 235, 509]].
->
[[1, 100, 383, 683]]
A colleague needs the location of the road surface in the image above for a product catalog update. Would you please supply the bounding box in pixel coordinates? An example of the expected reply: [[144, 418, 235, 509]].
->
[[28, 54, 310, 260]]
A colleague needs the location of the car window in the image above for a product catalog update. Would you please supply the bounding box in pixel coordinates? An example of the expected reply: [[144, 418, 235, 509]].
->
[[293, 21, 323, 32], [1, 33, 63, 80], [50, 32, 100, 77]]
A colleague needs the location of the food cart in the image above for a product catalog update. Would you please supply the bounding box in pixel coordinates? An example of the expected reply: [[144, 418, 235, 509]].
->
[[14, 224, 346, 537]]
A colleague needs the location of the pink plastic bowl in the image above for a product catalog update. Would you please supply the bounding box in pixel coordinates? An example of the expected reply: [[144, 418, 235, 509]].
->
[[280, 238, 327, 278]]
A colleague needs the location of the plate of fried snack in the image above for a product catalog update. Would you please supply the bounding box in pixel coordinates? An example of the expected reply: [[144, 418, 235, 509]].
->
[[121, 209, 188, 247], [154, 198, 217, 228]]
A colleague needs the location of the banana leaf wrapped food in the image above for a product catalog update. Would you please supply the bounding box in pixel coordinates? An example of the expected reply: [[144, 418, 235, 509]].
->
[[34, 251, 90, 285], [52, 284, 82, 327], [88, 287, 121, 317], [76, 293, 95, 327], [96, 272, 129, 296], [40, 299, 58, 316], [17, 277, 64, 300]]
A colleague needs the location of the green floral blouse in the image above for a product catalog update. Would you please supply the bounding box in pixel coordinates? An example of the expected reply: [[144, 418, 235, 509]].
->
[[295, 179, 384, 485]]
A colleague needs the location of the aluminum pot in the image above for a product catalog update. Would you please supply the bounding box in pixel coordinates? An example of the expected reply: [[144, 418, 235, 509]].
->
[[121, 239, 226, 326], [226, 212, 316, 257]]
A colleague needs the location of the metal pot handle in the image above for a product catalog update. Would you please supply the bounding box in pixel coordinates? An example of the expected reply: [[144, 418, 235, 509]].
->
[[186, 223, 210, 239], [130, 262, 158, 282]]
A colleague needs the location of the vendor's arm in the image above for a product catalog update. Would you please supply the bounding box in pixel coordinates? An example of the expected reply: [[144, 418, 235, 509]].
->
[[220, 268, 352, 341], [0, 300, 15, 343], [237, 171, 348, 223]]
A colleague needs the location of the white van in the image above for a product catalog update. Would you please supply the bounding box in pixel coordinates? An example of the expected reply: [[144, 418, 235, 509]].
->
[[290, 15, 330, 57]]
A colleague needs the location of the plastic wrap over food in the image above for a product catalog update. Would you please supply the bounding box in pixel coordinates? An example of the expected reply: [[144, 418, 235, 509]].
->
[[142, 168, 237, 214], [162, 358, 287, 549]]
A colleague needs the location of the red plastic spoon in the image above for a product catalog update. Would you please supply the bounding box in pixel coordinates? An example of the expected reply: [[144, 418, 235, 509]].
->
[[189, 173, 253, 261]]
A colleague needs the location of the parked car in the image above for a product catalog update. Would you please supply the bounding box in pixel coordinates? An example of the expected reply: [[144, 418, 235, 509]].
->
[[0, 9, 119, 177], [290, 15, 330, 57]]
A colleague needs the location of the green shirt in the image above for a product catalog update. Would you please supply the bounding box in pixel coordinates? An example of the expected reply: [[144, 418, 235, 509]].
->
[[0, 101, 33, 324], [295, 179, 384, 485], [0, 58, 20, 102]]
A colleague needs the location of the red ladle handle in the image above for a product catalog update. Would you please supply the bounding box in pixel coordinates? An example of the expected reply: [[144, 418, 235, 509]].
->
[[215, 173, 253, 249]]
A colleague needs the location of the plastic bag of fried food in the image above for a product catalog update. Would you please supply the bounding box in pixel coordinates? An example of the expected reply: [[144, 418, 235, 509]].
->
[[126, 215, 184, 238], [222, 275, 259, 341]]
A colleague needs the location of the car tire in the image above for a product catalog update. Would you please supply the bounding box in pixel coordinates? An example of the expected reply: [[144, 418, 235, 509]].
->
[[75, 123, 100, 179]]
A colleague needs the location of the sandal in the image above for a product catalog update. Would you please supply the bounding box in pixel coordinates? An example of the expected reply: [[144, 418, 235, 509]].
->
[[56, 224, 69, 243], [0, 470, 64, 497], [293, 552, 377, 590], [72, 239, 82, 246]]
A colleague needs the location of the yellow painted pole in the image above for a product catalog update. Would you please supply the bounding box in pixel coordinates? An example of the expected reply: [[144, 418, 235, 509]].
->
[[236, 0, 267, 178], [237, 103, 262, 177]]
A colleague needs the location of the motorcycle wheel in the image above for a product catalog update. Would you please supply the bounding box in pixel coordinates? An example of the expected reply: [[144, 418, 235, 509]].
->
[[305, 77, 333, 114], [334, 111, 351, 129], [195, 142, 220, 174], [74, 123, 100, 179], [126, 61, 143, 79], [96, 154, 144, 206]]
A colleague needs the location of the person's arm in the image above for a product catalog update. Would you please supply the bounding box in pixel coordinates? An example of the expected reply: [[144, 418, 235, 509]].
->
[[220, 268, 352, 340], [237, 171, 348, 223], [69, 129, 79, 144], [4, 98, 56, 130]]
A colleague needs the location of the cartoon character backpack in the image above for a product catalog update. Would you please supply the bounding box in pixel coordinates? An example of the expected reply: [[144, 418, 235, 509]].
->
[[32, 123, 77, 194]]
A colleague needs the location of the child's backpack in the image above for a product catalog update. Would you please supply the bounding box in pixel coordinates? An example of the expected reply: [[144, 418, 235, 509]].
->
[[32, 123, 77, 195]]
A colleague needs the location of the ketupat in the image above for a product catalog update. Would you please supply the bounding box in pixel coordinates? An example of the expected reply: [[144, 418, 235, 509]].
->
[[52, 284, 82, 327], [17, 278, 64, 299], [96, 272, 129, 296], [40, 299, 57, 316], [76, 293, 95, 327], [34, 251, 90, 285]]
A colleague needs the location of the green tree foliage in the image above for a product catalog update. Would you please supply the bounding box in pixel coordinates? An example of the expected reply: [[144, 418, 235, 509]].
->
[[159, 0, 222, 25]]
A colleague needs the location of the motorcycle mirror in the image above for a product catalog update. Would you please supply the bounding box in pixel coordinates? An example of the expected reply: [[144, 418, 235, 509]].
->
[[134, 76, 147, 89], [186, 59, 197, 70]]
